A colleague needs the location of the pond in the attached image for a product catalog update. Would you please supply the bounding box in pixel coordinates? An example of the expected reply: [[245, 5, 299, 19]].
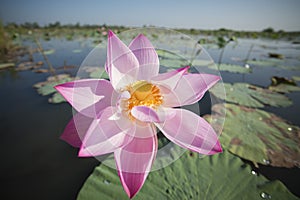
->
[[1, 31, 300, 199]]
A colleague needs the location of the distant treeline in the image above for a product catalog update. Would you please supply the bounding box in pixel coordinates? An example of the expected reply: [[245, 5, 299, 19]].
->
[[3, 21, 300, 39]]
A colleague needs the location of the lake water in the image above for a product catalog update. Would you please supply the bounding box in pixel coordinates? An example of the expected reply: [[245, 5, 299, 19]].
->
[[1, 35, 299, 199]]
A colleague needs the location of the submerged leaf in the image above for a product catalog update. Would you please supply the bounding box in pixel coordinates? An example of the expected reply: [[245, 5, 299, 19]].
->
[[78, 151, 299, 199], [205, 103, 300, 168], [210, 82, 292, 108]]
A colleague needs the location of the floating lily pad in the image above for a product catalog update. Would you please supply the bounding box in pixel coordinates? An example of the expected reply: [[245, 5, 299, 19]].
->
[[205, 103, 300, 168], [269, 84, 300, 93], [292, 76, 300, 82], [156, 49, 189, 69], [156, 49, 184, 60], [72, 49, 82, 53], [268, 76, 300, 93], [43, 49, 55, 55], [156, 48, 207, 69], [16, 61, 43, 71], [247, 59, 280, 67], [84, 67, 110, 79], [78, 150, 299, 199], [209, 63, 252, 74], [210, 82, 292, 108], [191, 59, 214, 67], [247, 59, 299, 70], [0, 63, 15, 70], [33, 69, 49, 73], [159, 58, 188, 69], [33, 74, 76, 103], [49, 92, 66, 103]]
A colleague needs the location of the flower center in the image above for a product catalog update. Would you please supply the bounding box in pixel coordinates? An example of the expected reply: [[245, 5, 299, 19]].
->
[[123, 81, 163, 120]]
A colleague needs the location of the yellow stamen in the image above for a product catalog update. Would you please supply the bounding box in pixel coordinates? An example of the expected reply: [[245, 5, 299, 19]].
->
[[123, 81, 163, 120]]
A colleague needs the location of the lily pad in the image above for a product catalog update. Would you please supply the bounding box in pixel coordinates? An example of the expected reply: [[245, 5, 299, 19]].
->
[[33, 74, 76, 103], [156, 49, 184, 60], [43, 49, 55, 55], [247, 59, 280, 67], [209, 63, 252, 74], [0, 63, 15, 70], [156, 49, 189, 69], [292, 76, 300, 82], [269, 84, 300, 93], [49, 92, 65, 103], [191, 59, 214, 67], [205, 103, 300, 168], [16, 61, 43, 71], [247, 59, 299, 70], [210, 82, 292, 108], [159, 58, 188, 69], [72, 49, 82, 53], [157, 49, 213, 69], [268, 76, 300, 93], [84, 67, 110, 79], [77, 151, 299, 199]]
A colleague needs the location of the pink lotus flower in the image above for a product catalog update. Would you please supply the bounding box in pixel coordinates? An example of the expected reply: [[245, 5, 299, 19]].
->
[[55, 30, 222, 198]]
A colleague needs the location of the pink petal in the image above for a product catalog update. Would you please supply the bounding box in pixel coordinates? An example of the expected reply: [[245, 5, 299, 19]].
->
[[131, 106, 175, 123], [151, 66, 189, 90], [128, 34, 159, 80], [156, 108, 222, 155], [60, 112, 93, 147], [115, 130, 157, 198], [55, 79, 113, 118], [106, 30, 139, 90], [163, 73, 220, 107], [79, 106, 134, 157]]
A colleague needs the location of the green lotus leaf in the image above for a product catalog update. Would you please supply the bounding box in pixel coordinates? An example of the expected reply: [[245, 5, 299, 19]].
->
[[210, 82, 292, 108], [49, 92, 66, 103], [34, 74, 76, 103], [72, 49, 82, 53], [209, 63, 252, 74], [205, 103, 300, 168], [159, 58, 188, 69], [156, 49, 184, 60], [247, 60, 299, 70], [292, 76, 300, 82], [77, 151, 299, 200], [85, 67, 110, 79], [0, 63, 15, 70], [269, 84, 300, 93], [43, 49, 55, 55], [247, 59, 280, 67], [191, 59, 214, 67]]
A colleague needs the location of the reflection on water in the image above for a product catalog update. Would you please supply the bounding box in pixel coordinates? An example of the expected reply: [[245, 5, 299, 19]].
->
[[0, 37, 300, 199]]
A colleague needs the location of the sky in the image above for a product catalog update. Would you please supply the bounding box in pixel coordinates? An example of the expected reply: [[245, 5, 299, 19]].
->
[[0, 0, 300, 31]]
